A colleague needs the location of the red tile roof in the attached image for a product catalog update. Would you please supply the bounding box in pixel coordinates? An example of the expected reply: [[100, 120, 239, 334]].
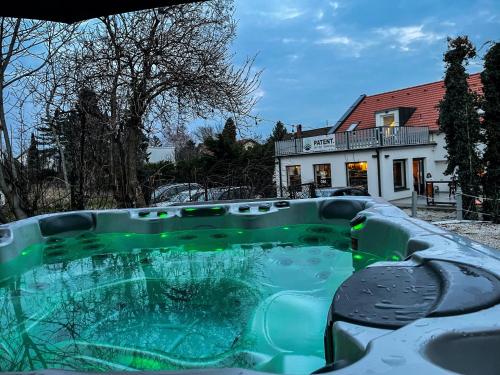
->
[[336, 73, 483, 133]]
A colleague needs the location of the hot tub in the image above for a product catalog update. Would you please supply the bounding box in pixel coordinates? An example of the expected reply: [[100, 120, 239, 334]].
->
[[0, 197, 499, 375]]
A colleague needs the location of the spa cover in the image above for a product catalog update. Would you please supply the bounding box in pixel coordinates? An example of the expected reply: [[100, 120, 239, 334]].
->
[[0, 0, 203, 23]]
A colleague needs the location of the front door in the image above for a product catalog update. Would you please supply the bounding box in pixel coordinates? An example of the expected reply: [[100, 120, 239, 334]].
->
[[412, 158, 425, 195]]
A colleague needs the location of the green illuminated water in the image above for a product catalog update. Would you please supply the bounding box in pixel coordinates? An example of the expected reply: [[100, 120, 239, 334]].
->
[[0, 225, 389, 374]]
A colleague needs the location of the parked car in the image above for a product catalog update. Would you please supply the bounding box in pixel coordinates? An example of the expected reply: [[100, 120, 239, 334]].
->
[[191, 188, 223, 202], [193, 186, 253, 202], [151, 183, 201, 203], [314, 186, 370, 198], [152, 189, 204, 207]]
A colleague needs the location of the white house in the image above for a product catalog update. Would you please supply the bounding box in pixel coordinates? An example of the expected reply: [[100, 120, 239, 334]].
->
[[147, 146, 176, 164], [274, 73, 482, 202]]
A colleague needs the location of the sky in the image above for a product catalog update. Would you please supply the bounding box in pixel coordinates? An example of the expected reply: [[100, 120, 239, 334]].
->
[[228, 0, 500, 139]]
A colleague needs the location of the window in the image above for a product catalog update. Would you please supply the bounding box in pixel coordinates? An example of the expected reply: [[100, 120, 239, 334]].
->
[[376, 109, 399, 127], [347, 122, 358, 131], [383, 114, 395, 127], [313, 164, 331, 187], [286, 165, 302, 186], [346, 162, 368, 189], [393, 159, 407, 190]]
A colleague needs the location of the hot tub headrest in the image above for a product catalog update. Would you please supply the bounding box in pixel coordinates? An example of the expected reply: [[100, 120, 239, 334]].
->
[[39, 212, 95, 236], [320, 199, 366, 220], [328, 260, 500, 330]]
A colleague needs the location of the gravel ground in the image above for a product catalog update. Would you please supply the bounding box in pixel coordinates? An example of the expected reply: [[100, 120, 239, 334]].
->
[[402, 208, 455, 222], [432, 221, 500, 250], [401, 208, 500, 250]]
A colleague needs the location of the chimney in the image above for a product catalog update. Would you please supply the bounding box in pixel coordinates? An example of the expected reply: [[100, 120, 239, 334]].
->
[[296, 124, 302, 138]]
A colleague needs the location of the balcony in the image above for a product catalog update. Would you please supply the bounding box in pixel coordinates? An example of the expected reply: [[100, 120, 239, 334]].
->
[[275, 126, 432, 157]]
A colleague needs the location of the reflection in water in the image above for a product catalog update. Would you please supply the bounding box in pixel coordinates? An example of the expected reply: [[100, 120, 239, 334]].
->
[[0, 225, 380, 373]]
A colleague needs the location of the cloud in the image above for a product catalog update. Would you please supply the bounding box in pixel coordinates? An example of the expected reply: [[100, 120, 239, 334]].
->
[[375, 25, 443, 51], [329, 1, 340, 10], [315, 36, 352, 45], [315, 35, 370, 58], [314, 21, 369, 57], [287, 54, 300, 62], [282, 37, 307, 44], [277, 77, 300, 84], [260, 6, 305, 21], [316, 24, 332, 32], [279, 7, 305, 20], [316, 9, 325, 21], [485, 14, 499, 23], [440, 20, 456, 27], [253, 88, 266, 100]]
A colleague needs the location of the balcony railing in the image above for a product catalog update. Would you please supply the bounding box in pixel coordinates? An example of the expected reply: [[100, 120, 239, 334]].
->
[[275, 126, 431, 156]]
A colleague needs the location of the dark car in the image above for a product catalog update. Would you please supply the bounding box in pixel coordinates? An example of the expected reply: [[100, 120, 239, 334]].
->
[[192, 186, 253, 202], [314, 186, 370, 198], [151, 183, 201, 204]]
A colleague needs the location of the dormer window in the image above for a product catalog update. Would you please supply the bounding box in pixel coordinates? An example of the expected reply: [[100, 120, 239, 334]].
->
[[374, 107, 416, 128], [375, 109, 399, 127]]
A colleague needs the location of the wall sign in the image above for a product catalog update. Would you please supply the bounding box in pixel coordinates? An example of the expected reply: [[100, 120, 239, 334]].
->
[[302, 135, 336, 153]]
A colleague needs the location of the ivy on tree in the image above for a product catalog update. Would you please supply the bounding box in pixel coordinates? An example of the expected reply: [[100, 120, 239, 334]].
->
[[481, 42, 500, 222], [439, 36, 482, 219]]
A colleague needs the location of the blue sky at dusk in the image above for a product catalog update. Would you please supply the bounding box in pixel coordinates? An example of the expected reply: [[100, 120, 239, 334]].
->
[[230, 0, 500, 138]]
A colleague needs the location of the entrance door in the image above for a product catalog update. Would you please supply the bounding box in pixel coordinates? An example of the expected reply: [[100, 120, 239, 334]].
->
[[412, 158, 425, 195]]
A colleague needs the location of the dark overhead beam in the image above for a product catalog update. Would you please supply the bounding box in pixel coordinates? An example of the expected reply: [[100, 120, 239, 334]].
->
[[0, 0, 205, 24]]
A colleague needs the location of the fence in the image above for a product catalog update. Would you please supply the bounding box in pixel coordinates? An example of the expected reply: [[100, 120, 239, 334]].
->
[[409, 188, 500, 222]]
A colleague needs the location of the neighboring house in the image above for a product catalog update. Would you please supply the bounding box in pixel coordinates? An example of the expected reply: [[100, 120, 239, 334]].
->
[[147, 146, 176, 164], [239, 139, 259, 150], [274, 73, 483, 201]]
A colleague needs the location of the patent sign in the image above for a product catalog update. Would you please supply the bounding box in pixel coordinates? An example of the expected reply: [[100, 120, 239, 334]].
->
[[302, 135, 336, 152]]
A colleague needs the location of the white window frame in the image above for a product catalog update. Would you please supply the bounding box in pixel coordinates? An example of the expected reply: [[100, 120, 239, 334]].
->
[[375, 109, 400, 127]]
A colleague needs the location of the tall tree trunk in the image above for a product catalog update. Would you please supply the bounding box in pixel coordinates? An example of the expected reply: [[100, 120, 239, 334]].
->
[[77, 111, 86, 210], [124, 115, 146, 207], [112, 118, 146, 208]]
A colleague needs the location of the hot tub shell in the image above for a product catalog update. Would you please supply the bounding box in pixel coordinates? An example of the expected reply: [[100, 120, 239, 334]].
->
[[0, 197, 499, 375]]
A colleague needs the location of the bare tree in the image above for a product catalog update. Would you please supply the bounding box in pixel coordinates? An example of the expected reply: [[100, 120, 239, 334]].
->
[[0, 18, 75, 220], [65, 1, 260, 207], [193, 124, 219, 144]]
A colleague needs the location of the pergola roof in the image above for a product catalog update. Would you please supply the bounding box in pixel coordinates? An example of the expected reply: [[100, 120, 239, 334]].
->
[[0, 0, 203, 23]]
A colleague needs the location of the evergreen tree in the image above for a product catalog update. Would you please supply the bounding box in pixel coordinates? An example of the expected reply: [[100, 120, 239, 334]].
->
[[37, 88, 109, 210], [176, 139, 198, 162], [26, 133, 41, 183], [481, 42, 500, 222], [221, 117, 237, 144], [37, 109, 78, 179], [269, 121, 288, 142], [439, 36, 482, 218]]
